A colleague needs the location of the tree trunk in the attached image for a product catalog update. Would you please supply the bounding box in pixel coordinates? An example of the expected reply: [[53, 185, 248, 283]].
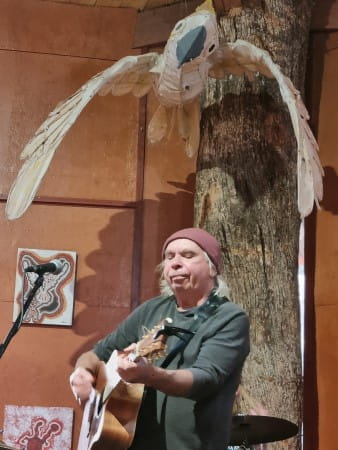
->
[[195, 1, 315, 448]]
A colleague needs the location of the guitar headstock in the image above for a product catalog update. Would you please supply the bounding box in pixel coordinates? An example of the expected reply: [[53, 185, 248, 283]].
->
[[135, 318, 173, 362]]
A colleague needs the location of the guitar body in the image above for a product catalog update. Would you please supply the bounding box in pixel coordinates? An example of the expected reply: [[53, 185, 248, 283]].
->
[[90, 380, 144, 450], [78, 319, 170, 450], [78, 351, 144, 450]]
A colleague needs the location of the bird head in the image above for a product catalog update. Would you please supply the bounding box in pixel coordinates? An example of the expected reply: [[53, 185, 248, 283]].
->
[[167, 0, 219, 68]]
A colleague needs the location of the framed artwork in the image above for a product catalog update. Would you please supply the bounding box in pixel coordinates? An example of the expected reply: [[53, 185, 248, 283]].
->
[[2, 405, 73, 450], [13, 248, 77, 326]]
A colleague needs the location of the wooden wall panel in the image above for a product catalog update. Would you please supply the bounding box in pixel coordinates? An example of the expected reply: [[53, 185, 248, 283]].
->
[[311, 0, 338, 30], [310, 31, 338, 450], [140, 91, 196, 300], [0, 2, 140, 448], [0, 203, 134, 446], [0, 0, 137, 59], [316, 305, 338, 447], [0, 50, 139, 202]]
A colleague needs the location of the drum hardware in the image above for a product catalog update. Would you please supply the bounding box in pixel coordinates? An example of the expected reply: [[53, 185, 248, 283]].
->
[[228, 415, 298, 448]]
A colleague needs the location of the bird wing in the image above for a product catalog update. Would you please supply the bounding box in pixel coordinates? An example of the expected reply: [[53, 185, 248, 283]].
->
[[208, 39, 323, 218], [148, 104, 172, 145], [6, 52, 159, 220], [176, 100, 201, 157]]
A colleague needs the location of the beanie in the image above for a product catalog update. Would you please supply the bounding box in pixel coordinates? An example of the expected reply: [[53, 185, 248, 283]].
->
[[162, 227, 222, 273]]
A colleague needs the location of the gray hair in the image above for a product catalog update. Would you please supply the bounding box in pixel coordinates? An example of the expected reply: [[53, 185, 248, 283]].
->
[[157, 251, 230, 299]]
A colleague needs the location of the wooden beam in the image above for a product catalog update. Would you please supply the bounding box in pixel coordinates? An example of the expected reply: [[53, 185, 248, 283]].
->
[[311, 0, 338, 30], [134, 0, 200, 48], [134, 0, 338, 48], [133, 0, 244, 48]]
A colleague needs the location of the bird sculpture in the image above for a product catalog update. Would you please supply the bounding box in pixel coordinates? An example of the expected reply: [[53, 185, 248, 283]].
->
[[5, 0, 323, 220]]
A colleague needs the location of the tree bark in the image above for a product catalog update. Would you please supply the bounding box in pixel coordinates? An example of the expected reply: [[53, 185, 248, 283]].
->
[[195, 1, 315, 448]]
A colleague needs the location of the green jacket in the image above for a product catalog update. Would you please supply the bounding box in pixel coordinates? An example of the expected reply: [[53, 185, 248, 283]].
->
[[94, 293, 250, 450]]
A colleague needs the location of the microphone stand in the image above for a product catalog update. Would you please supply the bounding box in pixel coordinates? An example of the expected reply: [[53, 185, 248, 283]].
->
[[0, 274, 44, 358]]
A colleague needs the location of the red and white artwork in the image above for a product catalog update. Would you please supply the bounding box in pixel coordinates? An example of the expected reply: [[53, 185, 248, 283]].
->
[[13, 248, 77, 326], [3, 405, 73, 449]]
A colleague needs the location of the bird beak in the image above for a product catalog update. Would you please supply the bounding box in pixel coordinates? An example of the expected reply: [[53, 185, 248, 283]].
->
[[176, 26, 207, 68]]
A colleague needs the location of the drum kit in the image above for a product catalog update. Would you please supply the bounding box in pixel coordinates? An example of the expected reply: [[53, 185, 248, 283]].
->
[[228, 415, 299, 449]]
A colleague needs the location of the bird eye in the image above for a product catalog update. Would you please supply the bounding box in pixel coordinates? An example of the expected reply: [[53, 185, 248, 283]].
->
[[184, 85, 190, 90], [208, 44, 215, 53], [175, 20, 184, 31]]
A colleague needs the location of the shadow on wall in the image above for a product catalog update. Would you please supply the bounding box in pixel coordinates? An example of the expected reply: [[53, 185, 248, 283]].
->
[[69, 173, 195, 364], [141, 173, 196, 299], [321, 166, 338, 215]]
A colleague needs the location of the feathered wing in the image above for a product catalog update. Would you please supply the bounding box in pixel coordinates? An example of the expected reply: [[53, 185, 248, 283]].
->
[[177, 100, 201, 157], [148, 104, 172, 144], [208, 39, 324, 218], [6, 52, 159, 220], [148, 100, 201, 157]]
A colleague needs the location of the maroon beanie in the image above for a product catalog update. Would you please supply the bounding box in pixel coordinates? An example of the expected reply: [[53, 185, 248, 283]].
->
[[162, 227, 222, 273]]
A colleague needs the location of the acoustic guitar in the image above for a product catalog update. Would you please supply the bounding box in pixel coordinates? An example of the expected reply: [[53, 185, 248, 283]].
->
[[77, 318, 172, 450]]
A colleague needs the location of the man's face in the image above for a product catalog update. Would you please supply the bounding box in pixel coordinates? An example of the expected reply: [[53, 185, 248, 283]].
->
[[163, 238, 216, 295]]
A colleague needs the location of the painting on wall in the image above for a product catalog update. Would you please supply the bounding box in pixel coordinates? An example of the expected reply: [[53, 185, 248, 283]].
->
[[13, 248, 77, 326], [2, 405, 73, 450]]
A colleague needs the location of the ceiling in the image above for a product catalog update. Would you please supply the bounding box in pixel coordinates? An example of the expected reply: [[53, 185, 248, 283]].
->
[[47, 0, 189, 10]]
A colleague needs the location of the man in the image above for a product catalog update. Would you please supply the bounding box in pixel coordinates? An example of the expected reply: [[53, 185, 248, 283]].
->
[[70, 227, 250, 450]]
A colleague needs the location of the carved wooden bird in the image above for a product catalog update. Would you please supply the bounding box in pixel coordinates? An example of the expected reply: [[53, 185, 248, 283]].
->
[[6, 0, 323, 220]]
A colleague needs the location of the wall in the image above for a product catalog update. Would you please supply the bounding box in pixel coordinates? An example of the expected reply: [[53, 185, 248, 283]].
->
[[309, 30, 338, 450], [0, 0, 195, 448]]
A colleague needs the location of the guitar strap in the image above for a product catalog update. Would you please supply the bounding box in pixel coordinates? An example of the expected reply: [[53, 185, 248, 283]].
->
[[160, 291, 228, 369]]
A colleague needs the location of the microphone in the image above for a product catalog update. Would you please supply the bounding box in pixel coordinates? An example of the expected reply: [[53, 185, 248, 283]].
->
[[24, 259, 64, 275]]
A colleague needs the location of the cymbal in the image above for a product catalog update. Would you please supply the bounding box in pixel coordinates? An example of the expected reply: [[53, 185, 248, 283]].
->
[[0, 441, 19, 450], [229, 415, 298, 446]]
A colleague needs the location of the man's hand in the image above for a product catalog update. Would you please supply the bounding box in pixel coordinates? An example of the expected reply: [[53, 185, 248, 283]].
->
[[69, 366, 96, 404], [116, 351, 151, 384], [116, 350, 194, 397]]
